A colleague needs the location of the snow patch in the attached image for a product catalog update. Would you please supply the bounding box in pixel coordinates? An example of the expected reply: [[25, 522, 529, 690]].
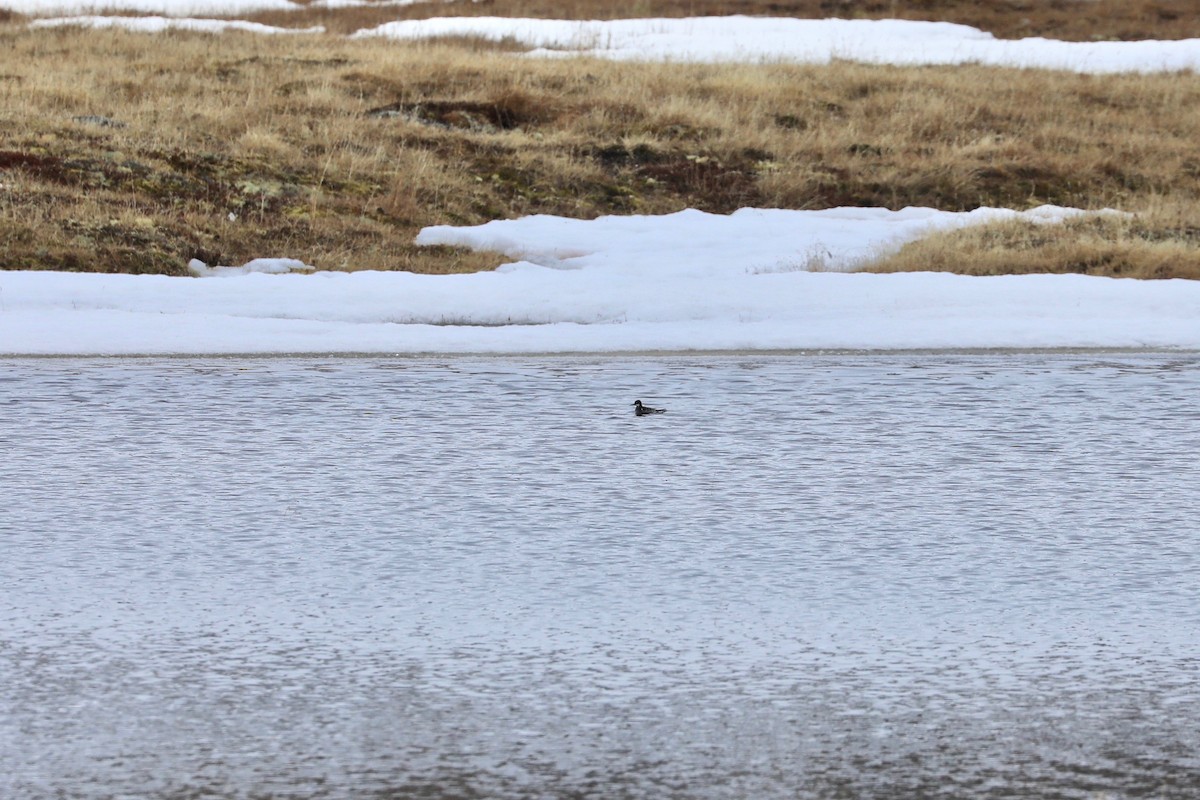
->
[[355, 17, 1200, 73], [187, 258, 317, 277], [12, 0, 299, 14], [28, 14, 322, 32]]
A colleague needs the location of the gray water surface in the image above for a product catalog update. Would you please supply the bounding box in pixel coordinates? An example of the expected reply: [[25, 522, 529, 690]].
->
[[2, 355, 1199, 799]]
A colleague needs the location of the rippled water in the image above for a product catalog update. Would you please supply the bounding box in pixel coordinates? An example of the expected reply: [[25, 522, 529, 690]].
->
[[2, 354, 1199, 799]]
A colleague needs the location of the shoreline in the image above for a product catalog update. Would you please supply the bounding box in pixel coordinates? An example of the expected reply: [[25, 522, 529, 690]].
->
[[6, 347, 1199, 359]]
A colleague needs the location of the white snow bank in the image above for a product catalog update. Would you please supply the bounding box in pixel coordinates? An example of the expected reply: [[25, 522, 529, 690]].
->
[[28, 14, 322, 32], [414, 205, 1099, 277], [3, 205, 1199, 356], [356, 17, 1200, 73]]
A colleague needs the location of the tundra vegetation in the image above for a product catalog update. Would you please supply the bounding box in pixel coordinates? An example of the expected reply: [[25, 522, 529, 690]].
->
[[1, 0, 1198, 277]]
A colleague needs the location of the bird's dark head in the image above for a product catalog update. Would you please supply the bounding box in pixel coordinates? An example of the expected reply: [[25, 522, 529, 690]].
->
[[632, 400, 642, 408]]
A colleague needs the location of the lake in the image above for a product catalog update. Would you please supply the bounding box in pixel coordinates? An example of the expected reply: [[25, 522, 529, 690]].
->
[[2, 353, 1198, 799]]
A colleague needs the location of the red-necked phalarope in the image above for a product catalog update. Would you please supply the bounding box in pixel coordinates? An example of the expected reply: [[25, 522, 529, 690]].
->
[[632, 400, 666, 416]]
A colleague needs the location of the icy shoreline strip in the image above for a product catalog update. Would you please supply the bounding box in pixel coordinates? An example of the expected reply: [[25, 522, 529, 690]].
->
[[4, 270, 1200, 355], [3, 206, 1199, 356]]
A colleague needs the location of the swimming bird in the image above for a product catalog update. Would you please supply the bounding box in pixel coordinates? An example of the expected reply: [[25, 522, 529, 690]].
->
[[632, 400, 666, 416]]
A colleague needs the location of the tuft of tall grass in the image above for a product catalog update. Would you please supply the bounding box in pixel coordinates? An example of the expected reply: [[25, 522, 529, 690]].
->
[[862, 202, 1200, 280]]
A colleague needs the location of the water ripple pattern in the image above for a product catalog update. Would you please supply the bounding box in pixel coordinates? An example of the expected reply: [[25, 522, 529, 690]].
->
[[1, 355, 1199, 799]]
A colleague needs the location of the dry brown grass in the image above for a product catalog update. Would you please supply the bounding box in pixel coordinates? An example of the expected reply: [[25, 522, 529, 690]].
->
[[866, 202, 1200, 280], [1, 22, 1199, 276]]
